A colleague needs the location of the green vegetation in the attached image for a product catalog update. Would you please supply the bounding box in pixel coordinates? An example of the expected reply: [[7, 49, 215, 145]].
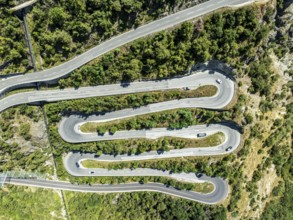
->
[[46, 86, 219, 124], [58, 5, 270, 88], [79, 160, 215, 193], [78, 153, 238, 179], [54, 145, 242, 197], [93, 132, 224, 154], [0, 106, 40, 138], [56, 153, 215, 192], [0, 185, 63, 219], [270, 0, 291, 59], [1, 1, 290, 219], [80, 85, 217, 132], [261, 103, 293, 219], [48, 108, 228, 155], [65, 191, 227, 220], [0, 106, 52, 174], [57, 130, 222, 159], [41, 5, 278, 217], [248, 55, 277, 96], [18, 104, 42, 122], [28, 0, 202, 69], [2, 0, 204, 73], [0, 139, 51, 173], [0, 1, 28, 74], [262, 180, 293, 220], [83, 109, 219, 133], [19, 123, 31, 140]]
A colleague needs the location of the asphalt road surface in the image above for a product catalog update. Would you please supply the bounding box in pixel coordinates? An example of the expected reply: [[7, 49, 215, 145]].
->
[[1, 69, 237, 204], [0, 69, 233, 112], [63, 124, 240, 162], [0, 0, 253, 94], [56, 69, 239, 205], [6, 176, 228, 204], [57, 70, 234, 142], [1, 0, 253, 204]]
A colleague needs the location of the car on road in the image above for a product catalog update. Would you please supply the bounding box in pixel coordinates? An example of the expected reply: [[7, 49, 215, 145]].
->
[[197, 133, 207, 138], [216, 79, 222, 84], [183, 87, 190, 91], [225, 146, 233, 151], [76, 162, 80, 168], [196, 173, 203, 178], [89, 171, 95, 174], [157, 150, 164, 155]]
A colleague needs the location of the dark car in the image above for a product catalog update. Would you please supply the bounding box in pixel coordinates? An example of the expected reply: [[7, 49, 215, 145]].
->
[[225, 146, 233, 151], [197, 133, 206, 138], [196, 173, 203, 178]]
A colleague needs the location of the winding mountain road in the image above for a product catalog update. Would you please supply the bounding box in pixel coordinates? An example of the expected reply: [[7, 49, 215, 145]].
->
[[63, 124, 240, 162], [58, 70, 234, 142], [56, 69, 240, 204], [1, 68, 239, 204], [0, 0, 253, 204]]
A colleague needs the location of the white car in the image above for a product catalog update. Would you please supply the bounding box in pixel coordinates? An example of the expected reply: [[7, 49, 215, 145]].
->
[[216, 79, 222, 84]]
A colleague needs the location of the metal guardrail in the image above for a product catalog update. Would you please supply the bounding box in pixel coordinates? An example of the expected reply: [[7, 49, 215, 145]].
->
[[0, 172, 7, 188], [0, 171, 48, 187]]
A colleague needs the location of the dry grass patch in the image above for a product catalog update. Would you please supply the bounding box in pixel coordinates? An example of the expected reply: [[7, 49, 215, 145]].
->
[[171, 132, 225, 148], [193, 182, 215, 194], [184, 85, 217, 98]]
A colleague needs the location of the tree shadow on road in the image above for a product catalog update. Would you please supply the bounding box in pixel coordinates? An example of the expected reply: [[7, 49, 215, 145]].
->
[[191, 60, 236, 81]]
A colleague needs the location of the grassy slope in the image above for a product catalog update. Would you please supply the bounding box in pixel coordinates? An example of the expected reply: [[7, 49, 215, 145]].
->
[[0, 185, 64, 220], [0, 105, 53, 174], [64, 190, 227, 220]]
